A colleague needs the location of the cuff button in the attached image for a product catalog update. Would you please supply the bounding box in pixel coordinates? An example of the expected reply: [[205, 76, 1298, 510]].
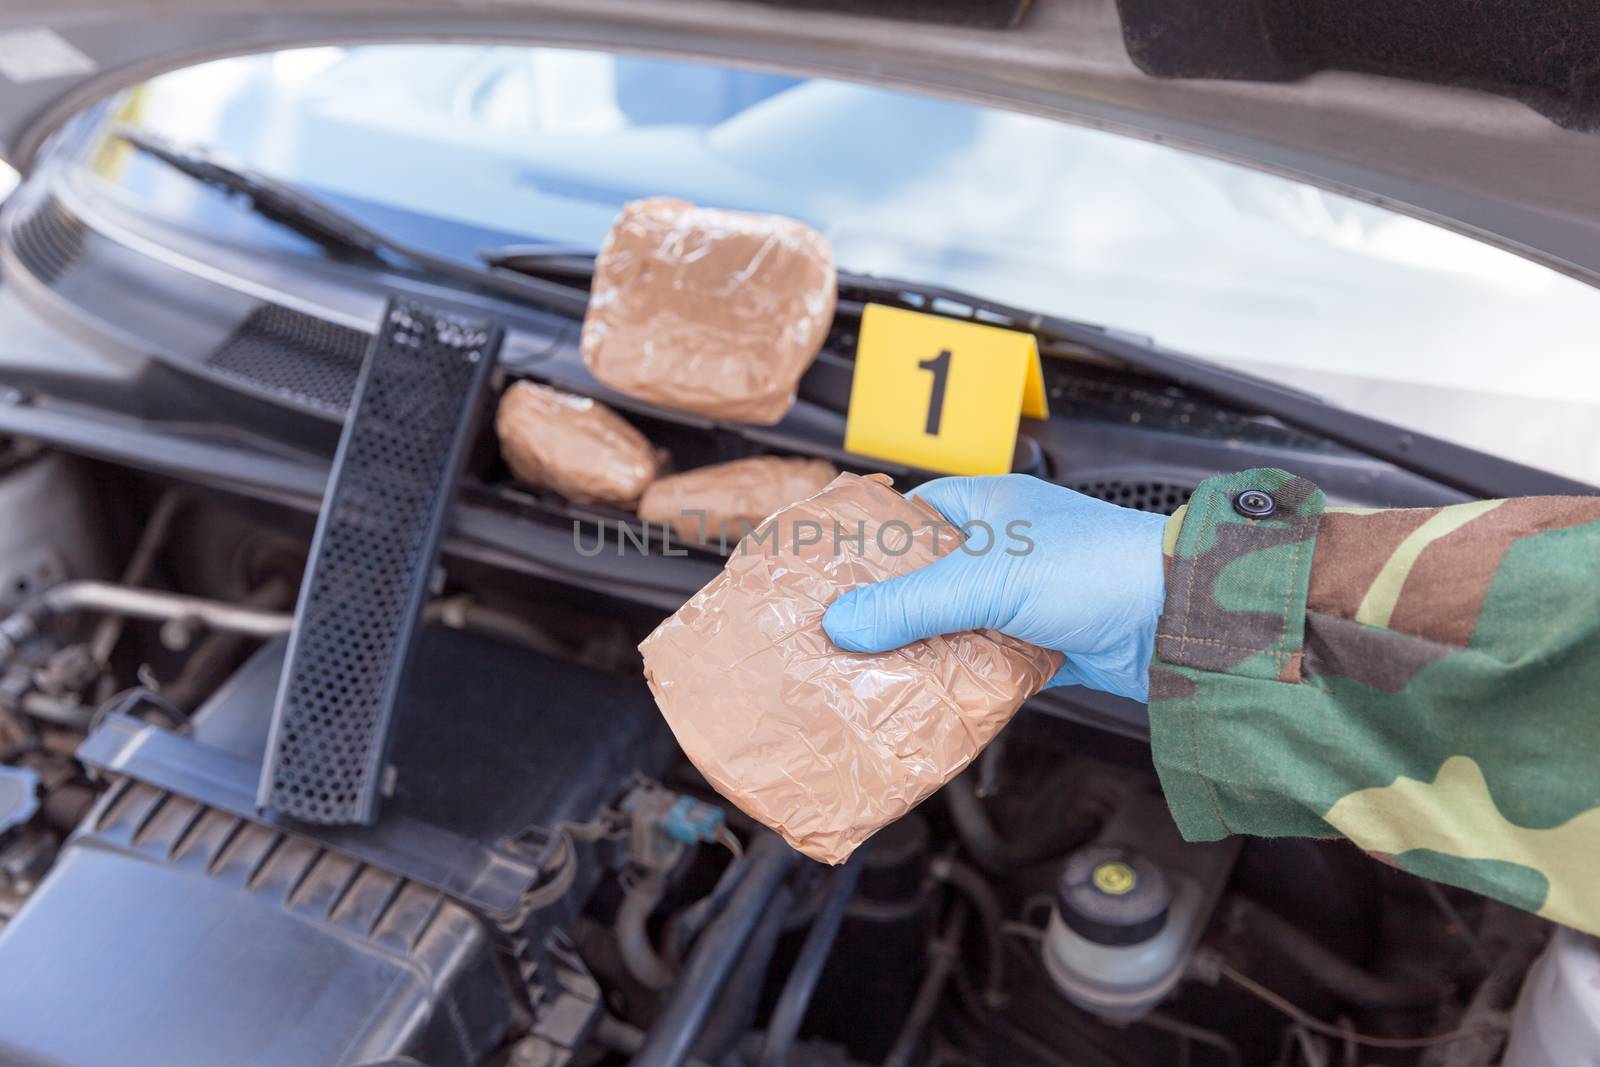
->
[[1233, 489, 1277, 518]]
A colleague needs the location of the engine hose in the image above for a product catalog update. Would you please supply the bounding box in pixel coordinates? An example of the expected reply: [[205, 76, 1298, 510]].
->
[[666, 851, 751, 967], [90, 488, 187, 669], [944, 771, 1099, 875], [616, 873, 676, 991], [1228, 896, 1439, 1008], [759, 857, 866, 1067], [38, 581, 292, 639], [883, 901, 967, 1067], [163, 578, 294, 712], [633, 834, 798, 1067], [592, 1015, 716, 1067], [931, 855, 1006, 1005], [693, 884, 795, 1063]]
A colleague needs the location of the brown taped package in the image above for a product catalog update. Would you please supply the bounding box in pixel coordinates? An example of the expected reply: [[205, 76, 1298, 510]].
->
[[580, 198, 837, 425], [495, 380, 659, 506], [639, 473, 1062, 864], [637, 456, 839, 543]]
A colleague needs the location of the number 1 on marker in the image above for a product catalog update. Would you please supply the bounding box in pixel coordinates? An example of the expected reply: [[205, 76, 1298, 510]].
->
[[918, 349, 951, 435]]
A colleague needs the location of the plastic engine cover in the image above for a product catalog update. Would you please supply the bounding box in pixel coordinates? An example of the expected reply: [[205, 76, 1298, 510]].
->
[[0, 777, 513, 1067]]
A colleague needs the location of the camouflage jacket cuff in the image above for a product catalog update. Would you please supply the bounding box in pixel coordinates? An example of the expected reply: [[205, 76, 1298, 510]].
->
[[1148, 468, 1326, 840]]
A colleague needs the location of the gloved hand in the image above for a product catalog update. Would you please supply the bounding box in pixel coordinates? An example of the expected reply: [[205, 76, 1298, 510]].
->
[[822, 474, 1168, 702]]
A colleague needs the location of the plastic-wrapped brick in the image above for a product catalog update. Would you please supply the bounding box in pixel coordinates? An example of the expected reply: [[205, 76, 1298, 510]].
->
[[581, 198, 836, 425], [640, 472, 1061, 864], [495, 380, 660, 506], [637, 456, 838, 544]]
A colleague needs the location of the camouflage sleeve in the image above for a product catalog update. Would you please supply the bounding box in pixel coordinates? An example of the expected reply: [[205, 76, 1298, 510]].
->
[[1148, 467, 1600, 934]]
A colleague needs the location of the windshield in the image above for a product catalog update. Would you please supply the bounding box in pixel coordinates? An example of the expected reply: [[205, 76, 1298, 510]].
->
[[104, 44, 1600, 484]]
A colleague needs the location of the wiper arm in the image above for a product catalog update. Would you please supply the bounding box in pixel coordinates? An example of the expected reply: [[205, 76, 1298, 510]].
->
[[831, 270, 1593, 499], [483, 242, 1588, 496], [116, 127, 381, 260], [476, 250, 1587, 500], [115, 128, 592, 319], [480, 244, 595, 285]]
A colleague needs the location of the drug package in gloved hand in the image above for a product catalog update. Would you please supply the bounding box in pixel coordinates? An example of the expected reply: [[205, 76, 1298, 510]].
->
[[639, 472, 1061, 864], [580, 198, 836, 425], [496, 380, 661, 506], [637, 456, 838, 544]]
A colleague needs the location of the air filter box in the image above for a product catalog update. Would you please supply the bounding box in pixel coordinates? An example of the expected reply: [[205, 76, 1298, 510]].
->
[[0, 625, 679, 1066], [0, 778, 512, 1067]]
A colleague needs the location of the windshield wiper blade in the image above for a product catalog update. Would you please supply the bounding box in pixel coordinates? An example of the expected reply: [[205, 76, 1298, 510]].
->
[[115, 128, 592, 319], [832, 270, 1594, 498], [484, 246, 1590, 496], [833, 269, 1328, 403], [480, 244, 595, 285], [116, 127, 381, 260], [470, 248, 1591, 499]]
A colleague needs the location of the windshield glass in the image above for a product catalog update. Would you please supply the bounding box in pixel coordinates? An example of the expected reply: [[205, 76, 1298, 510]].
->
[[106, 45, 1600, 483]]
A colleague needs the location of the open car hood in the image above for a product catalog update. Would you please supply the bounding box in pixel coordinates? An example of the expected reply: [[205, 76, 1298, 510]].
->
[[4, 0, 1600, 288]]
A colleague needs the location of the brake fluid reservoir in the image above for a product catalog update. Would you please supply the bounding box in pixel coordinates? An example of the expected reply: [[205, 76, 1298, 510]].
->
[[1042, 844, 1204, 1021]]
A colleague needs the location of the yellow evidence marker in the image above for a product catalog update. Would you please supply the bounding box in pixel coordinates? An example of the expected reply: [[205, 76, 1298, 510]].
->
[[844, 303, 1048, 476]]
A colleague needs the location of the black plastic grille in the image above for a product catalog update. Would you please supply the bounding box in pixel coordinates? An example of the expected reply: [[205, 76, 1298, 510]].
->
[[262, 299, 500, 825], [1071, 479, 1193, 515], [10, 197, 87, 286], [207, 304, 371, 414], [1046, 366, 1335, 451]]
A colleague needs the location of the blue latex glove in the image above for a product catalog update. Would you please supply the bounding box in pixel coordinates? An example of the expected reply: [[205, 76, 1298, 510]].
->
[[822, 474, 1168, 702]]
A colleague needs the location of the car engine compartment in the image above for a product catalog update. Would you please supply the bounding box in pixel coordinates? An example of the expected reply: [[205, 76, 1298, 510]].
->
[[0, 434, 1557, 1067]]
